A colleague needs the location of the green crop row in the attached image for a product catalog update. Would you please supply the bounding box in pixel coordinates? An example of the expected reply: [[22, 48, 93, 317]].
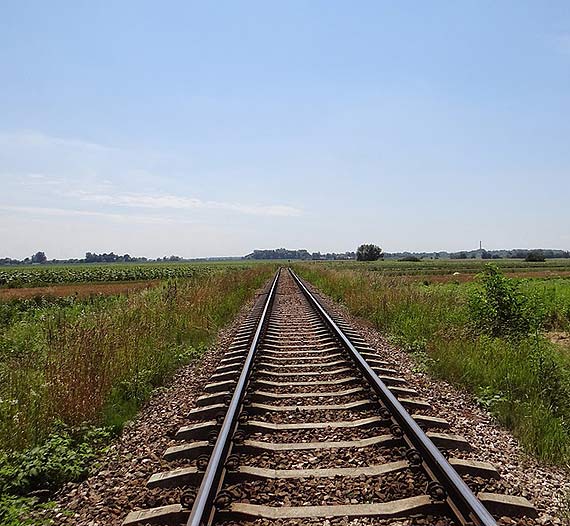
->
[[0, 264, 210, 288]]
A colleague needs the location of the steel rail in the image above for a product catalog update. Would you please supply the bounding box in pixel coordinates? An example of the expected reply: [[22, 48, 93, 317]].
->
[[289, 268, 497, 526], [187, 269, 281, 526]]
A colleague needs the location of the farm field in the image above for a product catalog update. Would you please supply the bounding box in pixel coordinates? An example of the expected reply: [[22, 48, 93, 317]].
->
[[310, 257, 570, 278], [0, 280, 160, 300], [296, 261, 570, 465], [0, 260, 262, 289], [0, 263, 275, 522]]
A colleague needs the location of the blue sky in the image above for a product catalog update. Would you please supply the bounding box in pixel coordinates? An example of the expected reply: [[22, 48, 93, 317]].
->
[[1, 1, 569, 259]]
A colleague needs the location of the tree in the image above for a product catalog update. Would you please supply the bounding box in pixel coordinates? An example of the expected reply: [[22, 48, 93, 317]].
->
[[525, 250, 545, 262], [356, 244, 383, 261], [31, 251, 47, 264]]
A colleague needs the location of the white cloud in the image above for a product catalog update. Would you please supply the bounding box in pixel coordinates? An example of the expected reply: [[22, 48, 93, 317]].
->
[[70, 191, 303, 217], [18, 173, 65, 186], [0, 205, 190, 225], [0, 131, 302, 218], [0, 131, 117, 153]]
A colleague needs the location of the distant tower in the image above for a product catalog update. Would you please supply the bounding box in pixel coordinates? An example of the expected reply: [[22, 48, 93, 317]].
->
[[479, 240, 482, 250]]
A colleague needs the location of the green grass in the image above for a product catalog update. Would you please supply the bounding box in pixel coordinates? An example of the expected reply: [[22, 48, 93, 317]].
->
[[0, 264, 275, 521], [296, 263, 570, 464], [305, 257, 570, 277], [0, 265, 274, 449]]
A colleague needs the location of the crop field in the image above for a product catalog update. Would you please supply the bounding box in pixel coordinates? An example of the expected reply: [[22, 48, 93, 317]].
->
[[0, 262, 215, 288], [0, 280, 160, 301], [296, 261, 570, 465], [310, 257, 570, 277]]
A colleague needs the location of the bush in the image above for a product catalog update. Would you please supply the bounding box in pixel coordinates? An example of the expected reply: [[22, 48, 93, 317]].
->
[[399, 256, 421, 262], [0, 424, 112, 496], [0, 494, 49, 526], [469, 265, 541, 337]]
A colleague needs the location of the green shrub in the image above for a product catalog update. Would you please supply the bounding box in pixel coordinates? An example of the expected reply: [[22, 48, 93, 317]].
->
[[0, 423, 112, 496], [0, 494, 53, 526], [469, 265, 541, 337]]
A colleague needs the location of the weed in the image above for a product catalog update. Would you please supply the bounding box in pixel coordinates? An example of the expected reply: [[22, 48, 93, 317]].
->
[[0, 266, 273, 451], [0, 494, 54, 526], [0, 423, 112, 496], [475, 386, 507, 412], [469, 265, 541, 337]]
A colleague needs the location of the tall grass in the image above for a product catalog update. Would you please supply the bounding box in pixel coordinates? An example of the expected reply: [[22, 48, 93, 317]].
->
[[296, 264, 570, 464], [0, 265, 274, 451]]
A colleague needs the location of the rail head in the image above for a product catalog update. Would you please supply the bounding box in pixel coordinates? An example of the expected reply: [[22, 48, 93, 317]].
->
[[288, 267, 497, 526], [186, 268, 281, 526]]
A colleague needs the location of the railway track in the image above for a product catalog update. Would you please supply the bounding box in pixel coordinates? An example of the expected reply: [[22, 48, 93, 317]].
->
[[123, 268, 536, 526]]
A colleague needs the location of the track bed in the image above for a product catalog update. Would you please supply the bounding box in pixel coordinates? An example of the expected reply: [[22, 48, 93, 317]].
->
[[122, 269, 538, 526]]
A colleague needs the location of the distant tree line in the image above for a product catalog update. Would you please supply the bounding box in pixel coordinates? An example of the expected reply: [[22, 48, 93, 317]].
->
[[387, 248, 570, 260], [0, 251, 186, 266], [245, 248, 312, 260], [85, 252, 136, 263], [2, 246, 570, 266], [1, 251, 49, 265], [244, 249, 356, 260], [311, 251, 356, 261], [448, 249, 570, 260], [450, 251, 501, 260]]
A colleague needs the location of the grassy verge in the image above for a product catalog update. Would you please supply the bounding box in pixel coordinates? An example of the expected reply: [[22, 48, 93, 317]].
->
[[0, 265, 274, 522], [296, 263, 570, 464]]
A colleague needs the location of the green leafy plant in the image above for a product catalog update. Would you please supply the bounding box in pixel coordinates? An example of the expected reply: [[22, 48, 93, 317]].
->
[[0, 494, 54, 526], [469, 265, 540, 337], [0, 424, 108, 525], [0, 423, 112, 496], [475, 386, 508, 411]]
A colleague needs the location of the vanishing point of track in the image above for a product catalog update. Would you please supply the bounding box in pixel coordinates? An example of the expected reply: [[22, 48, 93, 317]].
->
[[123, 268, 536, 526]]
